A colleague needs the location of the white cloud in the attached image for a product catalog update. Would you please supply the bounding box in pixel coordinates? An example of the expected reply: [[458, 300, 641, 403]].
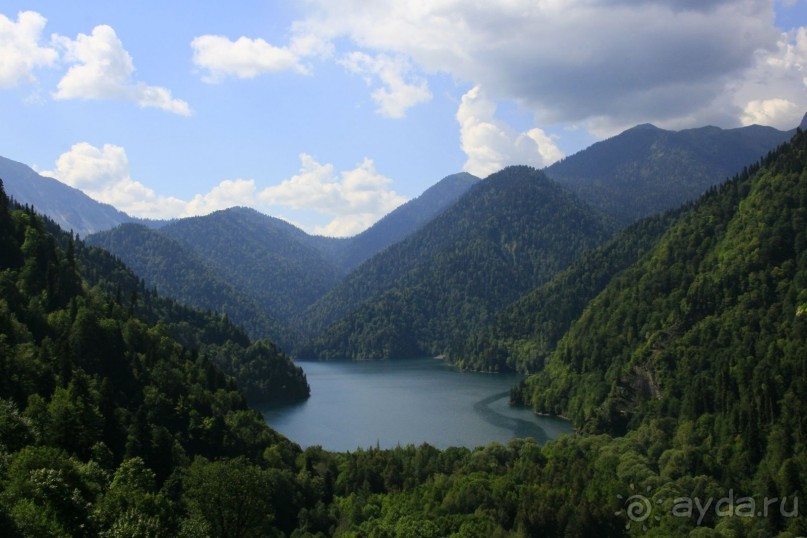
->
[[735, 26, 807, 129], [742, 98, 801, 127], [340, 52, 432, 118], [40, 142, 187, 219], [43, 144, 405, 236], [0, 11, 57, 87], [259, 154, 407, 236], [191, 34, 308, 82], [185, 179, 258, 216], [53, 25, 190, 115], [292, 0, 796, 131], [457, 86, 563, 178]]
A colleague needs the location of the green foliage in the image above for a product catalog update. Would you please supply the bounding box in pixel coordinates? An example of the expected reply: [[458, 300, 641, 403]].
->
[[159, 207, 340, 325], [0, 191, 312, 535], [3, 126, 807, 536], [299, 166, 616, 360], [449, 207, 684, 372], [86, 223, 281, 344], [516, 130, 807, 532], [182, 456, 279, 538], [75, 223, 309, 404], [332, 172, 481, 274]]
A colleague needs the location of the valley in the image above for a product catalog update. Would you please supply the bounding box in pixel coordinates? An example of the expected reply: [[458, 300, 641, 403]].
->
[[1, 116, 806, 535]]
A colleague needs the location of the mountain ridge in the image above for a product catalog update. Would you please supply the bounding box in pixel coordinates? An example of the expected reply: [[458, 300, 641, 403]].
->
[[298, 166, 616, 359], [0, 155, 143, 236], [544, 120, 798, 223]]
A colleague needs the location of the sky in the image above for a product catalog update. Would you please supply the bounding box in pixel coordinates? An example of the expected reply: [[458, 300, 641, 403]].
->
[[1, 1, 806, 236]]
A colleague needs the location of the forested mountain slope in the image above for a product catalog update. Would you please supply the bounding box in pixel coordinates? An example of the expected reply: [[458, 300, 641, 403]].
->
[[0, 155, 139, 236], [331, 172, 480, 273], [4, 130, 807, 535], [85, 173, 480, 351], [158, 207, 341, 324], [85, 222, 282, 344], [523, 130, 807, 433], [449, 206, 684, 373], [0, 179, 317, 535], [299, 166, 616, 359], [545, 119, 801, 223], [517, 126, 807, 482]]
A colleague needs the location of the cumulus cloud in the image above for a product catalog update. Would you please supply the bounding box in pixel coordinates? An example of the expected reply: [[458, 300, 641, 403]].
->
[[0, 11, 57, 87], [742, 98, 801, 127], [185, 179, 259, 215], [340, 52, 432, 118], [53, 25, 191, 115], [735, 26, 807, 129], [259, 154, 408, 236], [43, 144, 405, 236], [40, 142, 187, 219], [191, 34, 309, 82], [291, 0, 794, 130], [457, 86, 563, 178]]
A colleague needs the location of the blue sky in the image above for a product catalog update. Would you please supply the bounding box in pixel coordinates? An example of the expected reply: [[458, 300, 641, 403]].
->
[[1, 1, 806, 235]]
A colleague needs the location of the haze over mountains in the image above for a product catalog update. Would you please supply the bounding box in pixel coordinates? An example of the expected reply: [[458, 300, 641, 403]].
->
[[3, 117, 804, 360]]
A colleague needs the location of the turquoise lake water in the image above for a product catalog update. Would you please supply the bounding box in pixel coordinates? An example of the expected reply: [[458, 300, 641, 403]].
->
[[261, 358, 573, 452]]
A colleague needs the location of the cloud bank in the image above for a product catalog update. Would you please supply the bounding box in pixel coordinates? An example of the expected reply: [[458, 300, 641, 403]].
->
[[42, 144, 407, 237], [291, 0, 804, 132]]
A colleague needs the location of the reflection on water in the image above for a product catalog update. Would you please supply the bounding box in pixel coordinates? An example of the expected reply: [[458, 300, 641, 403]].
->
[[473, 391, 554, 443], [261, 358, 572, 452]]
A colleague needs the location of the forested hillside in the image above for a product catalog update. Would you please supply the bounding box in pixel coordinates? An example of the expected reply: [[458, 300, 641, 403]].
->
[[158, 207, 341, 324], [545, 120, 799, 223], [299, 166, 615, 360], [84, 172, 481, 351], [331, 172, 480, 273], [85, 223, 282, 345], [449, 206, 684, 373], [505, 130, 807, 534], [4, 128, 807, 534], [0, 156, 138, 237], [0, 180, 316, 535]]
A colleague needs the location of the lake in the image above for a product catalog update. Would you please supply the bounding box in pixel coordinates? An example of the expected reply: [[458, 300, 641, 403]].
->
[[261, 357, 573, 452]]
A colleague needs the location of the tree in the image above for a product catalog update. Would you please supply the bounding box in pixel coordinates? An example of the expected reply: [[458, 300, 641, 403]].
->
[[182, 457, 276, 538]]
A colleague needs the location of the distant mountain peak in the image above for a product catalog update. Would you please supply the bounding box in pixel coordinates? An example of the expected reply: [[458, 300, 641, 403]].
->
[[0, 155, 136, 236], [800, 111, 807, 131], [629, 123, 661, 131]]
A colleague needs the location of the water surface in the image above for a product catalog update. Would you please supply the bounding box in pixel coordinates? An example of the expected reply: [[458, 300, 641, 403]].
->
[[261, 358, 572, 452]]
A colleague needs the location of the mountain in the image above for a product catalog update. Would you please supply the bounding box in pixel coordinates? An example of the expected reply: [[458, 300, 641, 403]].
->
[[86, 173, 481, 349], [121, 207, 342, 327], [330, 172, 480, 273], [518, 128, 807, 441], [0, 178, 318, 534], [84, 222, 282, 344], [298, 166, 616, 359], [0, 155, 141, 236], [4, 131, 807, 536], [448, 205, 685, 373], [545, 120, 799, 223]]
